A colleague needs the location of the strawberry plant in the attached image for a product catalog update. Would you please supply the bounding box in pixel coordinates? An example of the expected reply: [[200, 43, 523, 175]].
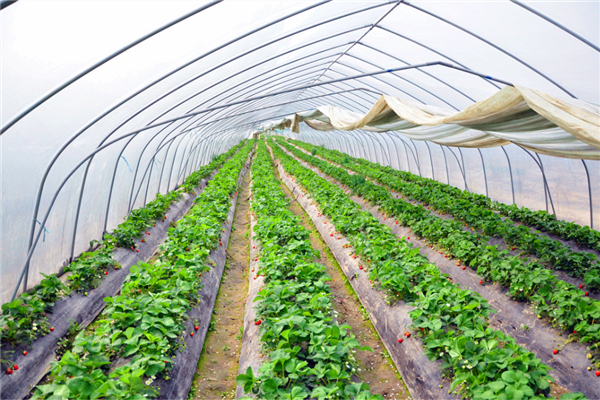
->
[[271, 140, 587, 400], [1, 141, 248, 351], [277, 139, 600, 356], [237, 142, 381, 399], [28, 142, 253, 399]]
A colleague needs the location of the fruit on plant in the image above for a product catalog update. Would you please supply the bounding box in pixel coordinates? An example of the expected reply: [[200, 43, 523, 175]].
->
[[136, 249, 139, 252], [398, 338, 403, 343], [195, 326, 199, 331], [190, 332, 194, 337], [22, 350, 27, 356], [404, 332, 410, 338], [579, 285, 584, 289], [255, 320, 262, 326], [596, 371, 600, 377], [480, 280, 483, 285], [6, 368, 12, 375], [462, 266, 466, 270], [104, 271, 108, 275], [50, 327, 54, 331], [553, 349, 558, 355], [585, 292, 589, 296], [588, 366, 592, 371], [13, 365, 18, 371], [407, 237, 410, 240], [587, 353, 592, 359], [511, 247, 515, 250]]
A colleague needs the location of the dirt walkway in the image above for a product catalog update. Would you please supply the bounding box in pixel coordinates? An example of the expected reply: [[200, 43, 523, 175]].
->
[[191, 172, 251, 400], [274, 165, 411, 400]]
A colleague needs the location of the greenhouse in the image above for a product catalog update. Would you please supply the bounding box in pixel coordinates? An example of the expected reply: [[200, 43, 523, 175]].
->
[[1, 0, 599, 399]]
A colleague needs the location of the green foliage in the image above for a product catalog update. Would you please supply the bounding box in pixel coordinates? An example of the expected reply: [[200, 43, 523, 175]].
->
[[271, 138, 571, 400], [236, 142, 382, 399], [29, 142, 253, 399]]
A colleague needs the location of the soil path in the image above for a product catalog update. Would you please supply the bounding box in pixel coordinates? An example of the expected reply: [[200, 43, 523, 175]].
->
[[191, 172, 251, 400], [274, 164, 411, 400]]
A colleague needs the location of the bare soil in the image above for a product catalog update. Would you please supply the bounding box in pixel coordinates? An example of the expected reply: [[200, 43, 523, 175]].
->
[[191, 172, 251, 400], [275, 165, 411, 400]]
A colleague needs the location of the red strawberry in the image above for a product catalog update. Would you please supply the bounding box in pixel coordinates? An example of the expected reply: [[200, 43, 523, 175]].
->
[[142, 239, 145, 243], [553, 349, 558, 355], [50, 327, 54, 332], [444, 255, 447, 258], [153, 224, 156, 227], [407, 237, 410, 240], [195, 326, 199, 331], [6, 368, 12, 375], [165, 360, 169, 363], [190, 332, 194, 337], [13, 365, 18, 371], [480, 280, 483, 285], [104, 271, 108, 275], [579, 285, 584, 289], [148, 233, 151, 236], [398, 338, 403, 343], [22, 351, 27, 356], [585, 292, 589, 296], [136, 249, 139, 252], [596, 371, 600, 377], [405, 332, 411, 338], [462, 266, 466, 270]]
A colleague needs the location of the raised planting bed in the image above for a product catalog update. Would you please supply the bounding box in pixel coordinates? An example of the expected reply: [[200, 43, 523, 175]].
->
[[235, 141, 383, 399], [278, 140, 598, 398], [270, 140, 587, 400], [287, 138, 600, 254], [280, 139, 600, 367], [23, 142, 254, 400], [0, 141, 249, 400]]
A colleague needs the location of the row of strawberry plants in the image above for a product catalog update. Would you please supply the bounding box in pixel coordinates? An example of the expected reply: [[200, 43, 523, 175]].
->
[[26, 141, 254, 399], [0, 141, 247, 353], [278, 139, 600, 362], [286, 139, 600, 289], [288, 138, 600, 252], [236, 141, 381, 400], [270, 140, 585, 400]]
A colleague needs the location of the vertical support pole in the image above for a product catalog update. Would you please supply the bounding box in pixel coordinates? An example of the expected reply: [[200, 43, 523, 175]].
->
[[535, 153, 556, 217], [501, 146, 516, 205], [409, 139, 422, 176], [441, 146, 450, 185], [425, 141, 435, 181], [477, 148, 489, 197], [458, 147, 467, 191], [582, 160, 594, 229]]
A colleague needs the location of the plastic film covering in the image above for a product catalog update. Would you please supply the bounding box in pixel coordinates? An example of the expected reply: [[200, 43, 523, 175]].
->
[[2, 0, 599, 304]]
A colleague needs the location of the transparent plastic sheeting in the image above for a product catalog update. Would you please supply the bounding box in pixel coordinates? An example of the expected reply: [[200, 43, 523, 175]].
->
[[1, 0, 598, 302], [286, 125, 600, 231]]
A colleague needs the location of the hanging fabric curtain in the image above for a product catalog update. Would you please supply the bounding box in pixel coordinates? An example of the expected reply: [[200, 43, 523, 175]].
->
[[261, 85, 600, 160]]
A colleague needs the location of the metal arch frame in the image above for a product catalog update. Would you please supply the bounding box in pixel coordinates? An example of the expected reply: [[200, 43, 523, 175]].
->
[[501, 146, 516, 205], [0, 0, 225, 134], [477, 148, 489, 197], [386, 132, 420, 176], [22, 0, 342, 286], [355, 41, 477, 103], [403, 2, 576, 98], [443, 145, 469, 192], [340, 53, 460, 110], [374, 25, 501, 90], [509, 0, 600, 53], [107, 78, 318, 215], [440, 145, 450, 184], [292, 0, 401, 103], [514, 144, 556, 216], [424, 141, 435, 180], [581, 160, 594, 229]]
